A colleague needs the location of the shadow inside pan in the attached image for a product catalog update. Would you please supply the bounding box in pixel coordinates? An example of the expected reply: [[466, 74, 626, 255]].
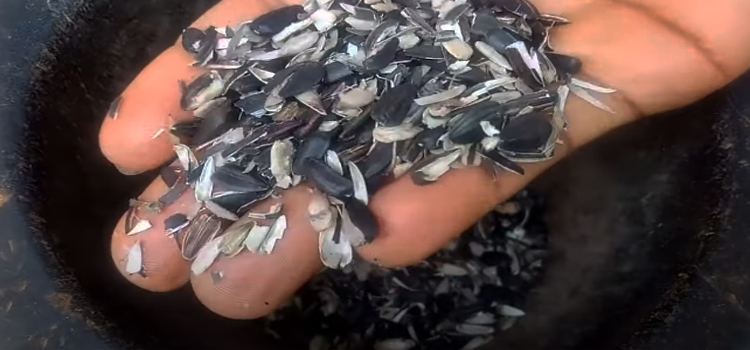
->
[[19, 0, 727, 349]]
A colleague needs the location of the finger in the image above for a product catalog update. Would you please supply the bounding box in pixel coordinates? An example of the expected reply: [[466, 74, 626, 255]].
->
[[358, 0, 750, 267], [358, 89, 635, 267], [535, 0, 750, 115], [99, 0, 301, 174], [112, 177, 323, 319], [190, 186, 322, 320], [110, 177, 199, 291]]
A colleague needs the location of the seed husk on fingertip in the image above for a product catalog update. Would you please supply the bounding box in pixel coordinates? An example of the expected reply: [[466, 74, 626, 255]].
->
[[126, 219, 152, 236], [125, 241, 143, 275], [107, 95, 123, 120]]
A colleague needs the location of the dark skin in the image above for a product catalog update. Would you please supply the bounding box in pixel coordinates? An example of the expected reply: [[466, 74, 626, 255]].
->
[[101, 0, 750, 319]]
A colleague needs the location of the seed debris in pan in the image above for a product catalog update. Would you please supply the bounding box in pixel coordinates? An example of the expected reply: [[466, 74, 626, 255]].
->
[[263, 191, 548, 350], [122, 0, 595, 277]]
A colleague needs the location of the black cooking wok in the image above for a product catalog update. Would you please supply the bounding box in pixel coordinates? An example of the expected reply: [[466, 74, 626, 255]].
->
[[2, 0, 750, 349]]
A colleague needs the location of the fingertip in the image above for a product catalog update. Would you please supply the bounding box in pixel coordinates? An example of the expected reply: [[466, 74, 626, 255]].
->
[[190, 186, 323, 319], [111, 177, 200, 291], [99, 49, 202, 174]]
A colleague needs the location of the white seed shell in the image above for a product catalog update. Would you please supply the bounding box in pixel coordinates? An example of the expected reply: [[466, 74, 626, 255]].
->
[[499, 304, 526, 317], [308, 191, 337, 232], [126, 219, 152, 236], [271, 139, 295, 188], [125, 241, 143, 274], [571, 77, 617, 94], [318, 223, 353, 269], [260, 215, 287, 255], [325, 150, 345, 175], [347, 161, 369, 205], [195, 155, 216, 202], [373, 124, 423, 143], [191, 235, 224, 275], [243, 224, 272, 253], [339, 205, 366, 247], [569, 83, 615, 114]]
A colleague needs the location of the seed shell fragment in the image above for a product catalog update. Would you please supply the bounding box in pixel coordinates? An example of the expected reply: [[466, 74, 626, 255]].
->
[[125, 241, 143, 274]]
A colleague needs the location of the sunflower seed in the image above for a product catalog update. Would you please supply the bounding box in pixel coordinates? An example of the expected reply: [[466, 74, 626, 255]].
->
[[178, 209, 222, 260]]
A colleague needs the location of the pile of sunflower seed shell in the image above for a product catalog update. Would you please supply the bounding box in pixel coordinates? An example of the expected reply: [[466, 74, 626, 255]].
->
[[116, 0, 613, 274], [263, 191, 547, 350]]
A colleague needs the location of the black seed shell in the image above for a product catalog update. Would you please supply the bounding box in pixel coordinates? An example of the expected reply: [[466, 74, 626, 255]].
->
[[499, 112, 552, 153], [265, 62, 325, 98], [324, 62, 355, 83], [160, 166, 183, 188], [359, 142, 394, 179], [158, 179, 189, 206], [471, 11, 503, 36], [415, 126, 446, 150], [371, 83, 418, 126], [481, 149, 525, 175], [546, 52, 582, 76], [211, 190, 273, 214], [345, 199, 379, 243], [192, 102, 240, 146], [403, 45, 445, 60], [293, 132, 332, 174], [229, 74, 264, 95], [212, 166, 271, 193], [505, 44, 543, 89], [234, 92, 268, 115], [363, 39, 400, 72], [448, 100, 504, 144], [181, 27, 206, 54], [300, 158, 354, 200], [164, 214, 189, 233], [248, 5, 307, 37], [484, 28, 520, 53], [193, 26, 218, 66]]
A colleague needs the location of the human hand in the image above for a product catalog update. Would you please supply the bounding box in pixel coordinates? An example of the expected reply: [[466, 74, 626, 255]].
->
[[100, 0, 750, 319]]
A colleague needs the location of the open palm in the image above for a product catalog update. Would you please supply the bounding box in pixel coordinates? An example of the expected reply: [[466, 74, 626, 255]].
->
[[100, 0, 750, 319]]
